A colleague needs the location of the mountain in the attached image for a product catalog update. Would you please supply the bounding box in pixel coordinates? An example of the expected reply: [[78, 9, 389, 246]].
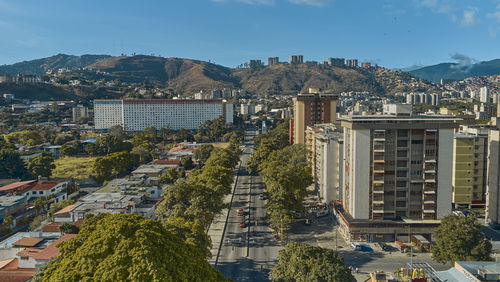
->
[[409, 59, 500, 83], [0, 54, 111, 75], [0, 54, 438, 98], [88, 56, 239, 93]]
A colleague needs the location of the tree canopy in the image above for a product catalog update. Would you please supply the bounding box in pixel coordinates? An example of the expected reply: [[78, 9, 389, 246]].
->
[[0, 149, 29, 179], [269, 242, 355, 282], [432, 214, 492, 264], [28, 155, 56, 178], [40, 214, 227, 281], [90, 151, 139, 183]]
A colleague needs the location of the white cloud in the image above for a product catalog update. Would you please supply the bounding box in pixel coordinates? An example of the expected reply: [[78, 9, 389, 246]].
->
[[461, 8, 478, 26], [289, 0, 330, 6]]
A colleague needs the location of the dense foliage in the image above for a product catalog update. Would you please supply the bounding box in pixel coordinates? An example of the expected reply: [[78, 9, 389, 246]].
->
[[270, 242, 355, 282], [0, 149, 29, 179], [90, 151, 139, 183], [41, 214, 227, 281], [246, 119, 289, 173], [259, 145, 312, 238], [28, 155, 56, 178], [432, 214, 492, 264]]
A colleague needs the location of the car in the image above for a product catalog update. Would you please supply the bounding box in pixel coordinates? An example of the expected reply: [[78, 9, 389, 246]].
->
[[259, 193, 265, 200], [303, 219, 311, 225], [316, 210, 328, 217], [237, 208, 244, 216], [294, 211, 302, 219], [239, 219, 246, 228]]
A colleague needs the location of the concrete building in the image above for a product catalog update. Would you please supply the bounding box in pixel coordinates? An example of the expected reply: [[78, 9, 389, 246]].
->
[[328, 58, 345, 67], [361, 62, 372, 68], [313, 130, 343, 204], [452, 126, 489, 209], [290, 55, 304, 64], [240, 103, 255, 115], [72, 105, 88, 122], [486, 129, 500, 226], [94, 99, 233, 131], [344, 59, 358, 67], [292, 88, 338, 144], [405, 93, 440, 106], [336, 104, 460, 242], [248, 60, 263, 68], [268, 57, 279, 66], [480, 86, 490, 103]]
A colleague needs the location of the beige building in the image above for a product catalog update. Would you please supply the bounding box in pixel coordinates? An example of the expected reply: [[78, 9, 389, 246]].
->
[[335, 105, 460, 242], [293, 88, 338, 144], [314, 130, 343, 205], [487, 129, 500, 226], [452, 126, 490, 209]]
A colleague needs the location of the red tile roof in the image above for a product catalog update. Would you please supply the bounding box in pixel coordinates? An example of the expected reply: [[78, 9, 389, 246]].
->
[[32, 234, 77, 260], [153, 159, 181, 165], [0, 181, 35, 192], [16, 248, 43, 258], [0, 258, 34, 282], [30, 181, 64, 191], [12, 237, 43, 247], [41, 220, 83, 232], [53, 204, 76, 215]]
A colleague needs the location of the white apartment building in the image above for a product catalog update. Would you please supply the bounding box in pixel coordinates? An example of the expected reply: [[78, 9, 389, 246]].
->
[[480, 87, 490, 103], [314, 131, 343, 204], [94, 99, 233, 131]]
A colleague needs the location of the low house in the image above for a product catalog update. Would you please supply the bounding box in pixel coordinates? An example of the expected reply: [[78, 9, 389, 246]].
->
[[131, 165, 170, 178], [26, 181, 68, 203], [43, 145, 61, 157], [0, 195, 29, 221]]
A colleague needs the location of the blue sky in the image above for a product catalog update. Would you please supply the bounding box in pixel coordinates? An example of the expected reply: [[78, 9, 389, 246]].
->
[[0, 0, 500, 69]]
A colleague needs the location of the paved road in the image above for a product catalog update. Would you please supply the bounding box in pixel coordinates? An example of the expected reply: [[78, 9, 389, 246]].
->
[[215, 130, 281, 281]]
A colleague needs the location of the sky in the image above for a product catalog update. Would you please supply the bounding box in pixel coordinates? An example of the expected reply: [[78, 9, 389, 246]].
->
[[0, 0, 500, 69]]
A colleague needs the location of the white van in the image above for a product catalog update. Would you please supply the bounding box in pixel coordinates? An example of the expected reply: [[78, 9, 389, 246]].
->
[[350, 242, 362, 251]]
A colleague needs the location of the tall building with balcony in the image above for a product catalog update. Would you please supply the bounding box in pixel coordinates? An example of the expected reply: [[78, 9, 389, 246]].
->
[[313, 130, 343, 205], [292, 88, 338, 144], [487, 129, 500, 227], [452, 126, 490, 209], [335, 104, 460, 242]]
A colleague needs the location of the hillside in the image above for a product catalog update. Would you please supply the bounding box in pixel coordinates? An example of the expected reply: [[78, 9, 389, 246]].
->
[[0, 54, 439, 98], [88, 56, 239, 93], [409, 59, 500, 83], [0, 54, 111, 76], [0, 83, 123, 101]]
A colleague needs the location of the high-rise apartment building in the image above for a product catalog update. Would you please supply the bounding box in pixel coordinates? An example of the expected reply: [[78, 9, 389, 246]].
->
[[313, 130, 343, 204], [290, 55, 304, 64], [487, 129, 500, 227], [335, 104, 460, 242], [268, 57, 279, 66], [248, 60, 263, 68], [480, 87, 490, 103], [72, 105, 88, 122], [94, 99, 233, 131], [292, 88, 338, 144], [328, 58, 345, 67], [452, 126, 489, 209], [344, 59, 358, 67]]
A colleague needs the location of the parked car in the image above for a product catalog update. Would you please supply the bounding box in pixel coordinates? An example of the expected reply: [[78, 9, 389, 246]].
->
[[350, 242, 362, 251], [259, 193, 265, 200], [239, 219, 246, 228], [237, 208, 244, 216], [316, 210, 328, 217]]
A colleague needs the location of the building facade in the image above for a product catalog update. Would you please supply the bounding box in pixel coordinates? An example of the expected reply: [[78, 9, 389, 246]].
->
[[290, 55, 304, 64], [268, 57, 279, 66], [314, 130, 343, 204], [337, 105, 460, 242], [486, 129, 500, 226], [452, 126, 489, 209], [72, 105, 88, 122], [292, 89, 338, 144], [94, 99, 233, 131]]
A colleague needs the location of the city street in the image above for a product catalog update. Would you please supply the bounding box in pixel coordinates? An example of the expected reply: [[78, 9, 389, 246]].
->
[[215, 130, 282, 281]]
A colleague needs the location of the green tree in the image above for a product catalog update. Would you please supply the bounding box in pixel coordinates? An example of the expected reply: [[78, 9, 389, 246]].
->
[[48, 199, 74, 218], [433, 214, 493, 264], [60, 144, 78, 156], [193, 144, 214, 164], [131, 145, 151, 163], [0, 149, 29, 179], [41, 214, 227, 281], [258, 144, 312, 238], [54, 134, 73, 145], [270, 242, 355, 282], [108, 125, 126, 140], [162, 217, 212, 258], [180, 155, 194, 170], [90, 151, 139, 183], [28, 155, 56, 178], [2, 215, 13, 230], [247, 119, 289, 173], [58, 222, 79, 234], [159, 167, 179, 184]]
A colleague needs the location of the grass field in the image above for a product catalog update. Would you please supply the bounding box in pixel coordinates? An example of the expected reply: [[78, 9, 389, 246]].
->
[[52, 156, 98, 180]]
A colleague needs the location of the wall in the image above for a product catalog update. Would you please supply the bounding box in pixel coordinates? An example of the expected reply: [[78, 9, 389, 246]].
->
[[437, 129, 453, 219]]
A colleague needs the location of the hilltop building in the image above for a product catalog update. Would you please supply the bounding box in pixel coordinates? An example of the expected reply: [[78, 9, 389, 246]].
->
[[268, 57, 279, 66], [290, 55, 304, 64]]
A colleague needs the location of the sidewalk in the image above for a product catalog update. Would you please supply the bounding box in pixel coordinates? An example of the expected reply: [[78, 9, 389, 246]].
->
[[207, 161, 241, 266]]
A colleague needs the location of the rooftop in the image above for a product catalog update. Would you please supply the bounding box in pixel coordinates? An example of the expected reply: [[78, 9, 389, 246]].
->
[[0, 181, 35, 192], [12, 237, 43, 247], [30, 181, 65, 191], [32, 234, 77, 260], [0, 258, 35, 282]]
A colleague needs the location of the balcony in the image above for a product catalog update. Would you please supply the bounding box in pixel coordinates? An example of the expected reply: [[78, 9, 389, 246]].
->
[[373, 145, 385, 152], [423, 209, 436, 214]]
